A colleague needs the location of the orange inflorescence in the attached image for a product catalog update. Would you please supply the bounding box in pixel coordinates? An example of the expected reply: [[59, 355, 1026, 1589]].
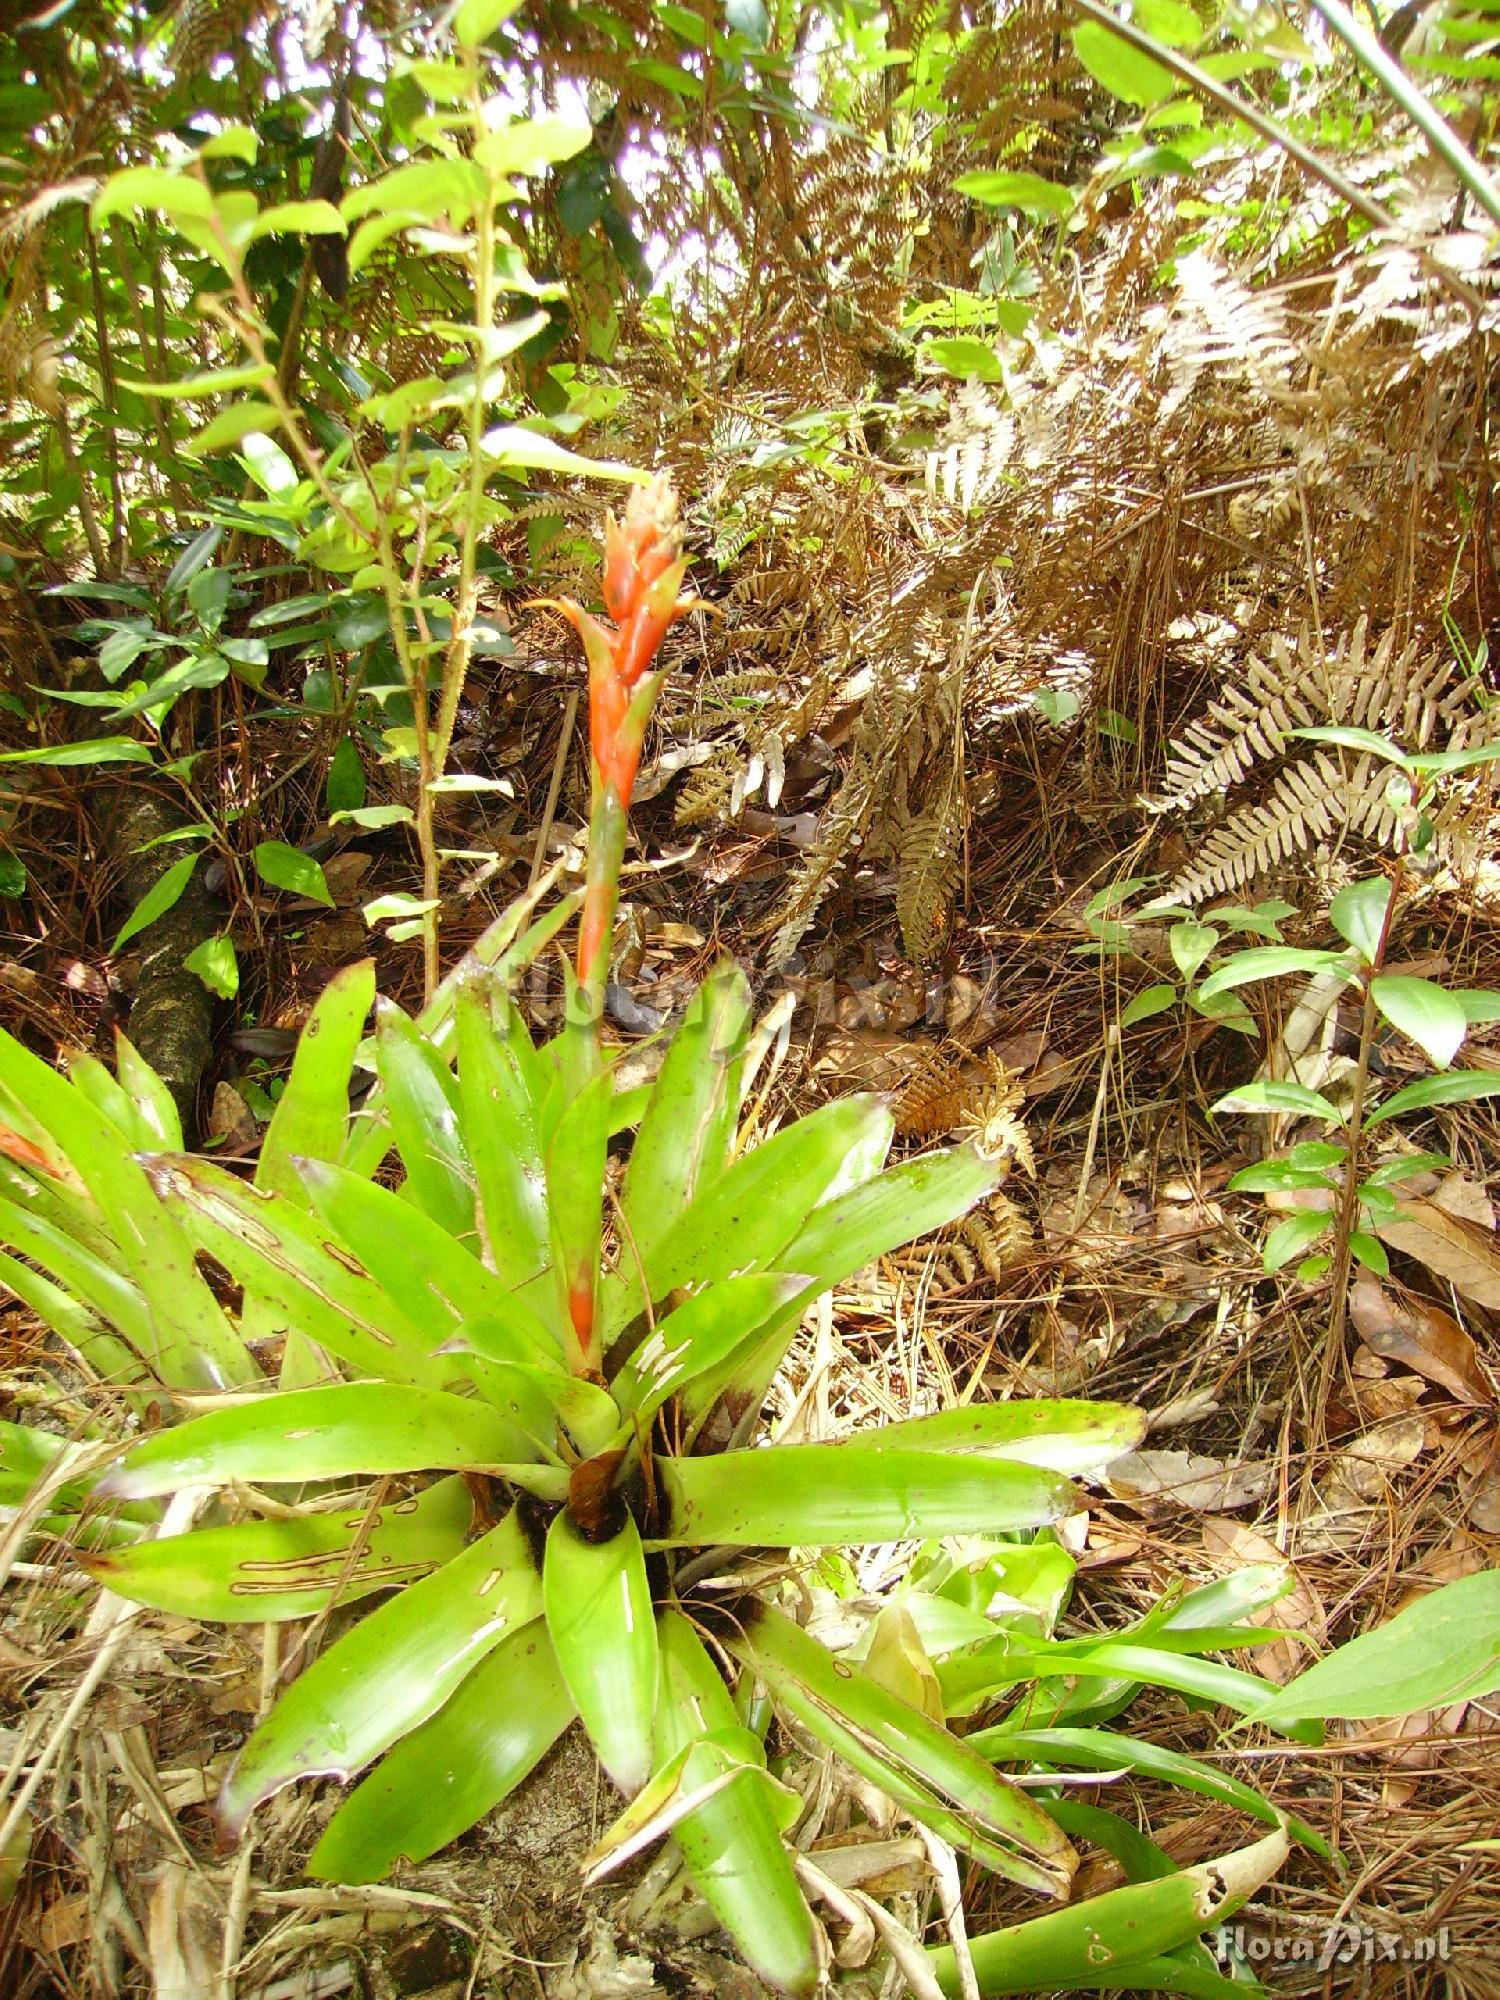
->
[[550, 474, 695, 810]]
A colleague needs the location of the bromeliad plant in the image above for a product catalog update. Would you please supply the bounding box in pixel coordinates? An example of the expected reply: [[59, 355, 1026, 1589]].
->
[[0, 482, 1322, 1995]]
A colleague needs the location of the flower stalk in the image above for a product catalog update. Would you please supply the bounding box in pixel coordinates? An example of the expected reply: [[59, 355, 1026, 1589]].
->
[[538, 474, 696, 1377], [541, 475, 695, 1018]]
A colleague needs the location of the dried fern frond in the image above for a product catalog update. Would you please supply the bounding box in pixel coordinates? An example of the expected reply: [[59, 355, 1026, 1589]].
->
[[1147, 621, 1473, 816], [1147, 615, 1497, 904], [888, 1188, 1033, 1292], [896, 1050, 1033, 1175]]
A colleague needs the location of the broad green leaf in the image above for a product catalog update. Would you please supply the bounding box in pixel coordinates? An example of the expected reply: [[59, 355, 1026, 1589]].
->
[[105, 650, 232, 722], [68, 1050, 161, 1151], [611, 1274, 804, 1426], [309, 1621, 574, 1882], [159, 1155, 457, 1389], [925, 336, 1003, 381], [1349, 1229, 1389, 1276], [0, 1187, 158, 1369], [1409, 740, 1500, 775], [952, 168, 1075, 217], [774, 1142, 1001, 1294], [455, 984, 550, 1290], [254, 840, 334, 906], [340, 158, 489, 227], [1169, 922, 1218, 982], [297, 1159, 554, 1364], [1072, 21, 1173, 101], [928, 1830, 1290, 1997], [196, 123, 258, 162], [0, 1419, 79, 1507], [218, 1509, 543, 1834], [1132, 0, 1204, 45], [1212, 1079, 1345, 1122], [0, 1033, 250, 1391], [544, 1511, 658, 1794], [840, 1400, 1145, 1476], [0, 738, 154, 768], [622, 961, 751, 1256], [1226, 1160, 1335, 1194], [164, 523, 223, 591], [184, 934, 238, 999], [736, 1603, 1079, 1897], [1458, 988, 1500, 1025], [247, 199, 346, 242], [1366, 1069, 1500, 1127], [0, 1244, 141, 1386], [91, 167, 216, 229], [1328, 875, 1393, 964], [1262, 1210, 1330, 1273], [83, 1475, 472, 1621], [479, 424, 640, 481], [1120, 982, 1177, 1029], [240, 433, 298, 498], [475, 115, 592, 177], [330, 803, 412, 831], [1371, 974, 1468, 1069], [326, 738, 365, 816], [938, 1635, 1319, 1739], [257, 961, 376, 1201], [121, 363, 276, 399], [111, 1034, 182, 1150], [111, 852, 197, 953], [653, 1609, 820, 1998], [603, 1095, 895, 1340], [98, 1384, 539, 1500], [1250, 1571, 1500, 1725], [1286, 724, 1409, 766], [186, 403, 282, 455], [652, 1445, 1077, 1547], [974, 1727, 1329, 1856], [1362, 1149, 1448, 1184], [1195, 947, 1348, 1002], [453, 0, 527, 46], [374, 1001, 475, 1240], [0, 854, 23, 898]]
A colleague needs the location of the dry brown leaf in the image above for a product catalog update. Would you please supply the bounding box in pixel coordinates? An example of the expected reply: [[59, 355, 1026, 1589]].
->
[[1375, 1196, 1500, 1308], [317, 849, 373, 906], [1459, 1429, 1500, 1533], [147, 1861, 223, 2000], [35, 1889, 91, 1953], [1105, 1450, 1272, 1513], [1200, 1518, 1325, 1684], [1349, 1276, 1491, 1404], [208, 1082, 257, 1151], [1342, 1413, 1429, 1467], [1425, 1169, 1496, 1230]]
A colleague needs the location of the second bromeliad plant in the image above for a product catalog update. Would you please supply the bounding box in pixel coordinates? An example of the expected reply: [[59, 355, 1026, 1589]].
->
[[0, 481, 1317, 1996]]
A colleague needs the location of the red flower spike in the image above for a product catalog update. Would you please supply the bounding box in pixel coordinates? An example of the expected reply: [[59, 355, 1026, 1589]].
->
[[603, 477, 682, 622], [613, 557, 693, 690]]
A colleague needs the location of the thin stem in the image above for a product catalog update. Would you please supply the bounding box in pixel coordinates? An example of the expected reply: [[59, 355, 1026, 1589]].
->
[[1303, 847, 1408, 1491], [85, 229, 128, 573]]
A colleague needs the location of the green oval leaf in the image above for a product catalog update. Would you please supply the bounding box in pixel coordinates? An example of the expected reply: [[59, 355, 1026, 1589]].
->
[[1365, 1068, 1500, 1128], [1370, 974, 1468, 1070], [254, 839, 334, 906], [1072, 20, 1173, 102], [1251, 1571, 1500, 1726], [113, 851, 197, 953]]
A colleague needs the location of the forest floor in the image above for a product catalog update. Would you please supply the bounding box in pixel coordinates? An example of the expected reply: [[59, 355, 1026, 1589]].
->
[[3, 627, 1500, 2000]]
